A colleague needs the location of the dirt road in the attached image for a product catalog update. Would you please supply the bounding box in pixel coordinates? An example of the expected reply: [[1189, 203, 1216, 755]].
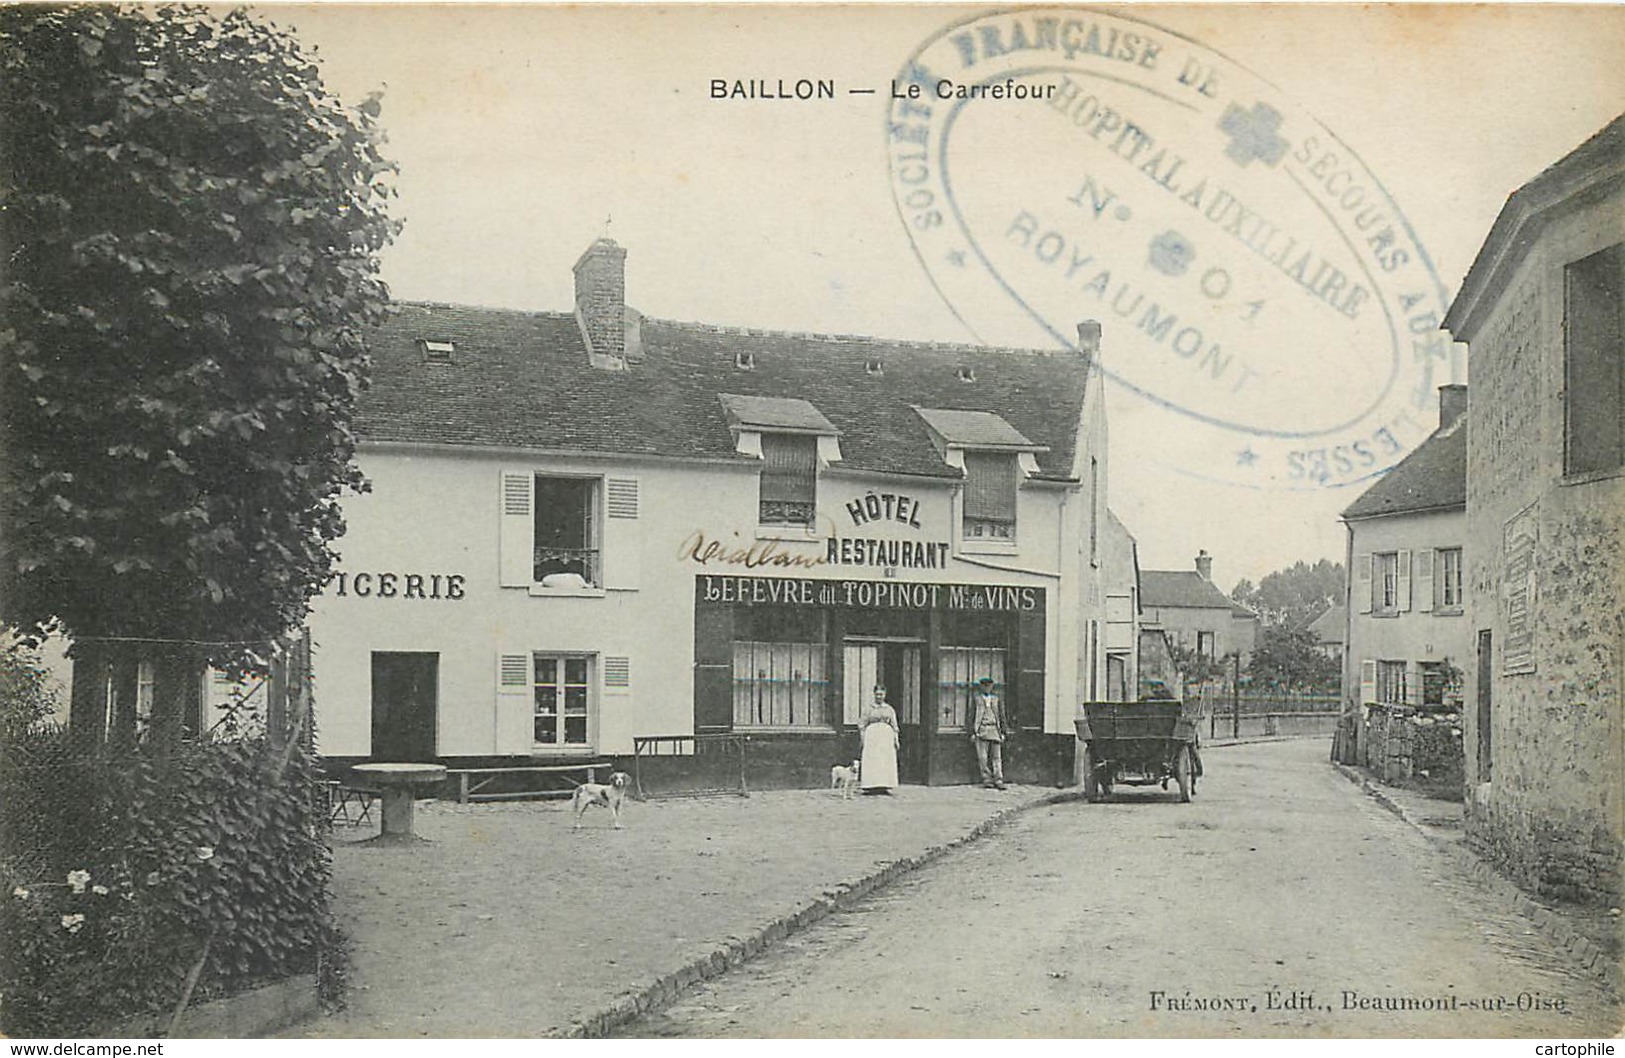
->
[[618, 741, 1621, 1038]]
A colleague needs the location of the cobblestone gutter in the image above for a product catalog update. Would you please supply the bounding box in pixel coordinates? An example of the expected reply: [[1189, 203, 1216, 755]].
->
[[558, 787, 1087, 1038], [1334, 762, 1621, 992]]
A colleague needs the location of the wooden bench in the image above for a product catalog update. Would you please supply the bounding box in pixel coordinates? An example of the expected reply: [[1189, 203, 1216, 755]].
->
[[444, 762, 614, 803]]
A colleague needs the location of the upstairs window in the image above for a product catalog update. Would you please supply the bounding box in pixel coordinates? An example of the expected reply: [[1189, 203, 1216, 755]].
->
[[1563, 243, 1623, 477], [962, 451, 1018, 540], [1437, 547, 1464, 610], [534, 476, 598, 585], [759, 433, 817, 527], [1374, 551, 1401, 615]]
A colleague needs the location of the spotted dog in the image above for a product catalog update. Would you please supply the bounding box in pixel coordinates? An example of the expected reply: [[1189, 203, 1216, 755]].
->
[[571, 771, 632, 829]]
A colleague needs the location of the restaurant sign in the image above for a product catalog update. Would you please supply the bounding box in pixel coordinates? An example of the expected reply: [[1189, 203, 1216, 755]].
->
[[698, 573, 1043, 613]]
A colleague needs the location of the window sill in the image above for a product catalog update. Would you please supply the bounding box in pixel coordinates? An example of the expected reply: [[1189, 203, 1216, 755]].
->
[[1560, 466, 1625, 488], [530, 743, 598, 754], [755, 525, 820, 542], [527, 585, 607, 599], [1432, 607, 1464, 617], [959, 538, 1019, 556], [734, 726, 837, 735]]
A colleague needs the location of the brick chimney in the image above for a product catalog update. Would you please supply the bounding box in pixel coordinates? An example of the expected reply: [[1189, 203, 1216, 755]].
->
[[573, 238, 626, 367], [1076, 320, 1102, 364], [1195, 549, 1213, 582], [1438, 384, 1467, 431]]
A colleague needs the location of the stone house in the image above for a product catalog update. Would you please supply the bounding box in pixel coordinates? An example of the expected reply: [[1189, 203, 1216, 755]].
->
[[301, 238, 1115, 787], [1340, 385, 1472, 767], [1442, 114, 1623, 905], [1140, 551, 1259, 667]]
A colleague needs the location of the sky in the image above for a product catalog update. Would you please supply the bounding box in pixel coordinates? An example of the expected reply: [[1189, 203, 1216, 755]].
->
[[275, 2, 1625, 590]]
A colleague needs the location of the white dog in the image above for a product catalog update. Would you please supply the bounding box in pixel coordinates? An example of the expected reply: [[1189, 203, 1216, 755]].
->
[[830, 760, 860, 799], [571, 771, 631, 829]]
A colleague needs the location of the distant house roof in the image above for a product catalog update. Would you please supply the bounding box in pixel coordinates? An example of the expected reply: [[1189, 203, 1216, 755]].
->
[[1308, 606, 1346, 645], [357, 303, 1091, 481], [1340, 416, 1466, 520], [1444, 113, 1625, 344], [1141, 570, 1239, 612]]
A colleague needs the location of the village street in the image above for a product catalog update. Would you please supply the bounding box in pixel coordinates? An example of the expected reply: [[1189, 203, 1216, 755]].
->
[[618, 740, 1621, 1038]]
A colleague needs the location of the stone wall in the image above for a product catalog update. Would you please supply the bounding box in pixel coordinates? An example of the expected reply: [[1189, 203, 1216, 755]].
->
[[1362, 704, 1464, 788]]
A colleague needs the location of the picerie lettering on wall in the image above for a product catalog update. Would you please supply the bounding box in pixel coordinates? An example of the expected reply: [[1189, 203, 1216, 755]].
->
[[697, 573, 1042, 613], [325, 571, 466, 600]]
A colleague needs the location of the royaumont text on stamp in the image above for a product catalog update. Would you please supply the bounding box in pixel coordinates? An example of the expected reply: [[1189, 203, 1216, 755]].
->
[[708, 78, 1058, 101]]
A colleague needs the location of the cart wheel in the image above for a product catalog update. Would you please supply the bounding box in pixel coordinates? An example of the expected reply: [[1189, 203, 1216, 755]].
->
[[1175, 745, 1194, 803], [1082, 743, 1100, 802]]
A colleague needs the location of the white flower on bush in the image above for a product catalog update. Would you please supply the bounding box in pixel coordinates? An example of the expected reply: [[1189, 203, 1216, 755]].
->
[[66, 870, 90, 894], [60, 913, 85, 934], [91, 884, 110, 897], [11, 886, 29, 901], [195, 846, 215, 862]]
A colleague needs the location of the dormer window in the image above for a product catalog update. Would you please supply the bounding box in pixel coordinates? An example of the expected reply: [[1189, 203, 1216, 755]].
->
[[759, 434, 817, 526], [735, 351, 756, 370], [962, 451, 1018, 540], [420, 339, 456, 363], [957, 366, 976, 383], [912, 407, 1049, 548], [718, 393, 842, 532], [865, 358, 884, 376]]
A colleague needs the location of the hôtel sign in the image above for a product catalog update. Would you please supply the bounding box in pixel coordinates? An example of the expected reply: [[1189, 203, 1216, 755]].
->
[[698, 573, 1042, 613]]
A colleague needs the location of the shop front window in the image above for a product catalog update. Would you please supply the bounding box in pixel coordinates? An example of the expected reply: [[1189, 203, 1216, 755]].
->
[[732, 608, 828, 729], [937, 646, 1005, 731]]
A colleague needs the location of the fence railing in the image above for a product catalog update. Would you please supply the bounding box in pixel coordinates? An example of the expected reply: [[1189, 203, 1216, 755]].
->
[[1193, 690, 1341, 740], [631, 733, 750, 800]]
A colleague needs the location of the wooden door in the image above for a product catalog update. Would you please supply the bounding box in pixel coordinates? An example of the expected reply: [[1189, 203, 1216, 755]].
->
[[371, 652, 439, 762]]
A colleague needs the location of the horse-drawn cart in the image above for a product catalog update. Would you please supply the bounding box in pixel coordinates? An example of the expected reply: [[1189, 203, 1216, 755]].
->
[[1074, 699, 1203, 802]]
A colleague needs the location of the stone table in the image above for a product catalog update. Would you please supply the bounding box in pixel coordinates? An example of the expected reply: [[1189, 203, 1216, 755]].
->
[[350, 763, 448, 845]]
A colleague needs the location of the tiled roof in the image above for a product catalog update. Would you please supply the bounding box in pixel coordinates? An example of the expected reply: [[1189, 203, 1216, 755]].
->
[[1340, 417, 1466, 519], [1308, 606, 1345, 644], [719, 394, 838, 435], [357, 303, 1091, 481], [1445, 113, 1625, 344], [1141, 570, 1237, 611], [913, 407, 1041, 450]]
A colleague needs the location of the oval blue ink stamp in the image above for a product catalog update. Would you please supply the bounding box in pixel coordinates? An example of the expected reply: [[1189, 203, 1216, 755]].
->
[[887, 7, 1457, 489]]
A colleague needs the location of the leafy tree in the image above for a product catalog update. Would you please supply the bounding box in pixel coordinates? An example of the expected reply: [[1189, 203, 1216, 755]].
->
[[0, 637, 60, 738], [1245, 624, 1340, 693], [0, 5, 398, 733], [1231, 558, 1345, 629]]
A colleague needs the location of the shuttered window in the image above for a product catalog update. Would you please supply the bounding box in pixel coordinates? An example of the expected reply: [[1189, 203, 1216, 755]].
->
[[759, 434, 817, 526], [962, 452, 1017, 540], [1564, 243, 1624, 477]]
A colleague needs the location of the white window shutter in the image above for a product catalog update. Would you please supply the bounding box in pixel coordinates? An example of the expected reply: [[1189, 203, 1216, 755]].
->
[[1356, 554, 1372, 614], [598, 654, 633, 754], [602, 477, 641, 590], [1416, 549, 1435, 613], [1359, 659, 1377, 704], [1396, 549, 1412, 612], [495, 652, 532, 754], [499, 472, 534, 588], [1406, 661, 1423, 707]]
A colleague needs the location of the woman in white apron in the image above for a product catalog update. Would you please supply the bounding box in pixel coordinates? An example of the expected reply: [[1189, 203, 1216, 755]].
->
[[859, 685, 900, 793]]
